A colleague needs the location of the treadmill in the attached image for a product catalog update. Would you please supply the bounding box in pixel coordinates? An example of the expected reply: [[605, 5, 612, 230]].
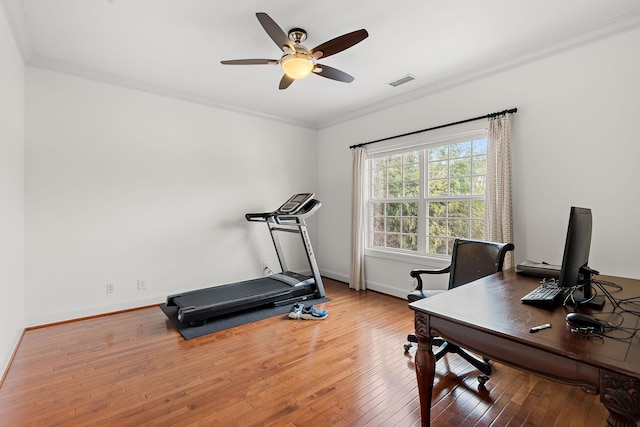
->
[[166, 193, 326, 325]]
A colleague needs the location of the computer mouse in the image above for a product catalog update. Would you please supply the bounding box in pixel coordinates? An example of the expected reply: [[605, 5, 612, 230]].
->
[[565, 312, 611, 331]]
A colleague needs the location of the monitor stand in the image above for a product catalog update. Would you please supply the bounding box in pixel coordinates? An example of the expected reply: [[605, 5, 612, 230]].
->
[[571, 290, 605, 308], [572, 268, 605, 308]]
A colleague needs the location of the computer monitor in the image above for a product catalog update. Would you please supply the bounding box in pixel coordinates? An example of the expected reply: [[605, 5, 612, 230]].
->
[[558, 206, 604, 307]]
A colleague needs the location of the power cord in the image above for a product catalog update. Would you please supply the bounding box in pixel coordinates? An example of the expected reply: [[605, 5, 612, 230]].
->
[[567, 277, 640, 341]]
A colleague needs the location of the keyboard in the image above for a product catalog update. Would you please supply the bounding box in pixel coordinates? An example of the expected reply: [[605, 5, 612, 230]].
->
[[521, 284, 567, 305]]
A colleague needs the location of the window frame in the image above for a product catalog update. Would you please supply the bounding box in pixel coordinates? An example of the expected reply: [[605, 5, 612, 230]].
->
[[363, 123, 489, 264]]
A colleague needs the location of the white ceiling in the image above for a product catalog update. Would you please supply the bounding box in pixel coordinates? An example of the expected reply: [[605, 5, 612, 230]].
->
[[3, 0, 640, 129]]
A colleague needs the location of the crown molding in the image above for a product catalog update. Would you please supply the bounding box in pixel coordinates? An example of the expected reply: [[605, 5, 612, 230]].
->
[[0, 0, 32, 61], [5, 2, 640, 130], [317, 10, 640, 129]]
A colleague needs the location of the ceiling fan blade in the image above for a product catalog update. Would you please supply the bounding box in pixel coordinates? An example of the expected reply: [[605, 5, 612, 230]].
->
[[220, 59, 279, 65], [313, 64, 354, 83], [279, 74, 295, 90], [310, 29, 368, 59], [256, 12, 294, 52]]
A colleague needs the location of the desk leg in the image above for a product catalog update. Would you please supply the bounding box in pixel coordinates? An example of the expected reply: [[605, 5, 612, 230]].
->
[[600, 372, 640, 427], [414, 311, 436, 427]]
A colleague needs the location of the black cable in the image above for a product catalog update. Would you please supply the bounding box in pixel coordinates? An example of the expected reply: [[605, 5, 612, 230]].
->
[[571, 326, 637, 341], [618, 295, 640, 305], [592, 280, 621, 309], [594, 279, 640, 316], [557, 276, 639, 341], [594, 279, 622, 290]]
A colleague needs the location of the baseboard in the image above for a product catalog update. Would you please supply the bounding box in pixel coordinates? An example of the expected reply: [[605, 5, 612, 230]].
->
[[364, 280, 408, 299], [24, 274, 345, 327], [0, 327, 25, 387], [23, 269, 410, 327], [25, 293, 167, 327], [321, 269, 408, 299], [320, 269, 349, 284]]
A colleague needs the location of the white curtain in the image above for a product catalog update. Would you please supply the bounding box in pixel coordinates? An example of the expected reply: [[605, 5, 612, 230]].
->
[[485, 113, 514, 268], [350, 147, 366, 290]]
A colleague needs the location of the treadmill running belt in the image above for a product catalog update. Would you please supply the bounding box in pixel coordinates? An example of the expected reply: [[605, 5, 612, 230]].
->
[[172, 277, 293, 310], [167, 276, 317, 323]]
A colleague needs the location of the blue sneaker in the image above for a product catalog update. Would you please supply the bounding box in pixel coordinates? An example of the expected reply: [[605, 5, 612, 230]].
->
[[288, 303, 305, 319], [301, 305, 328, 320]]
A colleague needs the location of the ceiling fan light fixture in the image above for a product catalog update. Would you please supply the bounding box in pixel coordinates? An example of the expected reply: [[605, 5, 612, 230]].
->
[[222, 13, 367, 89], [281, 53, 315, 79]]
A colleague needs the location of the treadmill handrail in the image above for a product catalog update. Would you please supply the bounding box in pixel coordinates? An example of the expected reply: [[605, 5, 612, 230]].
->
[[245, 199, 321, 224], [245, 211, 272, 222]]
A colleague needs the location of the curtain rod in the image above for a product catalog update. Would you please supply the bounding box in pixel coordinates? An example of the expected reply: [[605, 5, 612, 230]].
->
[[349, 107, 517, 150]]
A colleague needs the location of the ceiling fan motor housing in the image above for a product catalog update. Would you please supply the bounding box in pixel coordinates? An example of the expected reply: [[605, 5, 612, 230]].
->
[[288, 28, 307, 44]]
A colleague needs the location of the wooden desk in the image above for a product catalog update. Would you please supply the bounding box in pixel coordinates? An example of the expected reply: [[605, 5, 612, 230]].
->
[[409, 269, 640, 426]]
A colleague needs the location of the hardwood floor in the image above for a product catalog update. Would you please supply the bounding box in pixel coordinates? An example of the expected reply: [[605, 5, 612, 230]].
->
[[0, 278, 610, 426]]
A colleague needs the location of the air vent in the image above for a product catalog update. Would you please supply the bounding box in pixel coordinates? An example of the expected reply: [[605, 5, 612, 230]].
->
[[388, 74, 416, 87]]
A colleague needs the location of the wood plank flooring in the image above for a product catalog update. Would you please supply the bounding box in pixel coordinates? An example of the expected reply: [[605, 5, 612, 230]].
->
[[0, 278, 611, 426]]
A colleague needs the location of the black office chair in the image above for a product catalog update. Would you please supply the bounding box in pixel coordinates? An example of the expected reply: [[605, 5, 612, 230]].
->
[[405, 238, 515, 383]]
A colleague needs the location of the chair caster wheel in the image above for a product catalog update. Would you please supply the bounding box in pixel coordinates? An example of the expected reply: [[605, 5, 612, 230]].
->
[[478, 375, 489, 385], [404, 343, 412, 352]]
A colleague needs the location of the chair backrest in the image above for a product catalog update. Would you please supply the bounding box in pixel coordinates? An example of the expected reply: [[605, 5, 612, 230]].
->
[[448, 238, 515, 290]]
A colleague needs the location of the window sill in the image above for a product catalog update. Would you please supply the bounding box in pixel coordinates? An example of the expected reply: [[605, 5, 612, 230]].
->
[[364, 248, 450, 269]]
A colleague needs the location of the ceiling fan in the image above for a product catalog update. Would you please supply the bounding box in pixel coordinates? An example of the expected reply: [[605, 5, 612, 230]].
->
[[221, 12, 368, 90]]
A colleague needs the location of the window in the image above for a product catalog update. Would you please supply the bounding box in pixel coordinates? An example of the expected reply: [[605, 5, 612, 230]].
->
[[367, 131, 488, 257]]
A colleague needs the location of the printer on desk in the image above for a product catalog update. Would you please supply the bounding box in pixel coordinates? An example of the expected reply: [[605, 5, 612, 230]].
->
[[516, 260, 561, 278]]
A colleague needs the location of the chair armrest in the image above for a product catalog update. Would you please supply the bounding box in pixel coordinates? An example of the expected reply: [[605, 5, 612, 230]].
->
[[410, 266, 450, 290]]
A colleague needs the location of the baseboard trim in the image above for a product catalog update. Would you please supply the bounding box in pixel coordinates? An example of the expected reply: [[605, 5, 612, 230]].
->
[[364, 280, 408, 299], [1, 328, 25, 388], [320, 269, 349, 284], [25, 304, 162, 331], [320, 269, 409, 299], [25, 293, 167, 327]]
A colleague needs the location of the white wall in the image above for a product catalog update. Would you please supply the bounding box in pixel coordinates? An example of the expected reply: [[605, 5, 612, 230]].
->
[[6, 10, 640, 366], [0, 4, 25, 375], [24, 68, 318, 326], [317, 28, 640, 298]]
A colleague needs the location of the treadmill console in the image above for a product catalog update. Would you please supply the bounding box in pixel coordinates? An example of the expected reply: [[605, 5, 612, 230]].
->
[[277, 193, 314, 214]]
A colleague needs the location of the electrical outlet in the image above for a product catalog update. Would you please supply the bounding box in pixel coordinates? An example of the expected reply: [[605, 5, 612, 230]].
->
[[106, 283, 114, 294], [409, 278, 417, 289], [137, 279, 146, 290], [262, 261, 272, 276]]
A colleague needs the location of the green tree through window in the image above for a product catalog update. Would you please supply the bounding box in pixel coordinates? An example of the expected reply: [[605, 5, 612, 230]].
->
[[368, 136, 487, 256]]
